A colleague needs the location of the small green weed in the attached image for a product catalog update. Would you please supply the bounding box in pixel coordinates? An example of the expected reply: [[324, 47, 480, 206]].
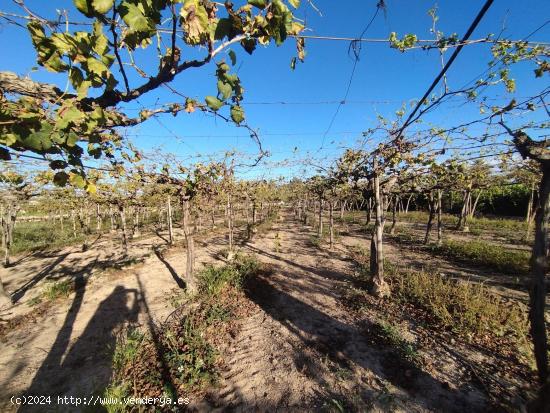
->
[[106, 253, 263, 401], [101, 382, 131, 413], [198, 253, 260, 296], [309, 235, 321, 249], [274, 232, 281, 252], [163, 317, 218, 389], [43, 280, 73, 301], [112, 328, 144, 373], [374, 320, 419, 364]]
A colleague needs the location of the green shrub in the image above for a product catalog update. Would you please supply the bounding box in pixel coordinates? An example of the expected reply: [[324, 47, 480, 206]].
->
[[12, 220, 86, 254], [397, 211, 527, 233], [309, 235, 321, 248], [349, 247, 529, 355], [198, 253, 260, 296], [43, 280, 73, 300], [374, 320, 419, 364], [112, 328, 144, 373], [106, 254, 262, 400], [386, 266, 529, 344], [198, 265, 239, 297], [164, 316, 218, 388], [432, 239, 530, 275]]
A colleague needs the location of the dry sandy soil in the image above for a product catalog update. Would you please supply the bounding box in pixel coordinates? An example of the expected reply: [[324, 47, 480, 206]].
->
[[0, 225, 233, 412], [0, 210, 538, 412]]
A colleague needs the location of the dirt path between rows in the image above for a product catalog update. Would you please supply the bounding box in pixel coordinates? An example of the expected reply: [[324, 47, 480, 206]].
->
[[198, 215, 487, 412], [1, 212, 505, 412], [0, 226, 234, 412]]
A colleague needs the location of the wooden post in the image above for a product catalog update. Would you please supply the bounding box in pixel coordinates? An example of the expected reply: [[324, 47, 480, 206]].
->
[[370, 165, 389, 298], [329, 200, 334, 249], [437, 189, 443, 245], [167, 195, 173, 245], [529, 166, 550, 383], [96, 204, 101, 232], [119, 204, 128, 256], [182, 197, 195, 291], [317, 196, 323, 237], [228, 194, 234, 253], [424, 192, 436, 244]]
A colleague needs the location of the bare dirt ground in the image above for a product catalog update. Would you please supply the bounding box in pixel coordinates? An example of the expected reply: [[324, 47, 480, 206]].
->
[[0, 211, 537, 412]]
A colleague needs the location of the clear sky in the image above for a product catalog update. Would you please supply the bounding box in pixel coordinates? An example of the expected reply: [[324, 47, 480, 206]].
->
[[1, 1, 549, 179]]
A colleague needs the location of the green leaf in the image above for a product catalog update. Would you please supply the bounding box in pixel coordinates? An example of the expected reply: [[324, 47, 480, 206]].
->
[[228, 50, 237, 66], [86, 57, 109, 76], [119, 1, 153, 32], [101, 53, 115, 67], [69, 67, 84, 90], [290, 56, 296, 70], [217, 80, 232, 100], [217, 62, 230, 73], [53, 171, 69, 186], [205, 96, 224, 111], [248, 0, 267, 9], [91, 0, 114, 14], [76, 80, 91, 99], [22, 130, 53, 152], [69, 173, 87, 189], [51, 33, 74, 54], [2, 133, 17, 146], [43, 53, 69, 73], [230, 105, 245, 124], [74, 0, 94, 17], [92, 21, 109, 55], [56, 106, 84, 130], [66, 132, 79, 147]]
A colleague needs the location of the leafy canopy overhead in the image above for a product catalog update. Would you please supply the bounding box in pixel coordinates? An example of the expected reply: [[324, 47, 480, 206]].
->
[[0, 0, 306, 191]]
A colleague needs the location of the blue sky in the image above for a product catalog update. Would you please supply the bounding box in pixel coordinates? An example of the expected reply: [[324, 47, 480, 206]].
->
[[1, 1, 549, 179]]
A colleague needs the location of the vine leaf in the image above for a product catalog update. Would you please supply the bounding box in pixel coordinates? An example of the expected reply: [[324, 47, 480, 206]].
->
[[248, 0, 267, 9], [180, 0, 210, 45], [69, 173, 86, 188], [230, 105, 245, 124], [73, 0, 94, 17], [217, 80, 232, 100], [205, 95, 224, 111], [91, 0, 114, 14], [118, 1, 154, 32]]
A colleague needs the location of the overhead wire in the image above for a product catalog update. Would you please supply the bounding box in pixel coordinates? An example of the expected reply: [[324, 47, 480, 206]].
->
[[395, 0, 495, 141], [317, 2, 383, 152]]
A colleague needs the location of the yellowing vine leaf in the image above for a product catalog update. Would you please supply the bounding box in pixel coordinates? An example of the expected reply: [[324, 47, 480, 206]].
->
[[180, 0, 210, 45]]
